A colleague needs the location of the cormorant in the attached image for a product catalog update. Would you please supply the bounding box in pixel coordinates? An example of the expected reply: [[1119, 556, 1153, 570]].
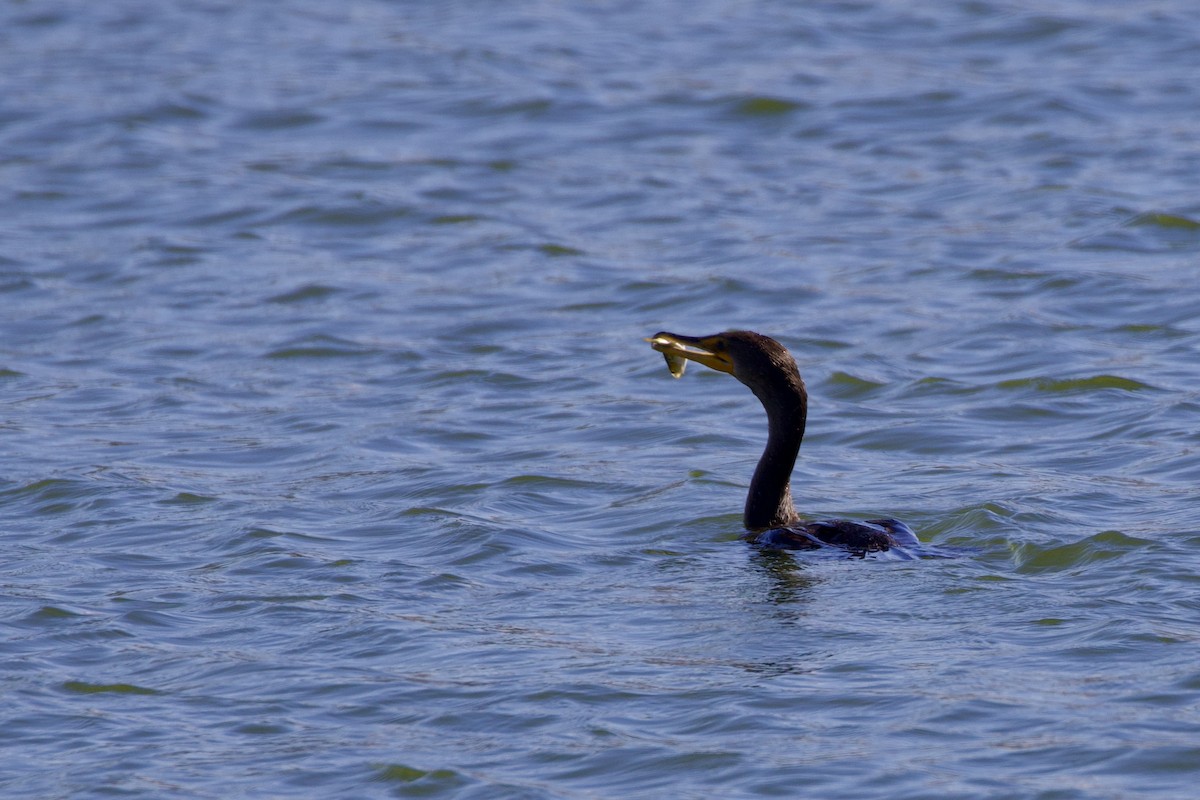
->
[[647, 330, 919, 555]]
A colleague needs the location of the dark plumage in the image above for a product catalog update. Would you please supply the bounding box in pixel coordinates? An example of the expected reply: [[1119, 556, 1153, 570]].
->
[[647, 330, 918, 555]]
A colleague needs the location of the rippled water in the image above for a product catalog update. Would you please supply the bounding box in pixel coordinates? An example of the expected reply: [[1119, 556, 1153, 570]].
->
[[4, 2, 1200, 797]]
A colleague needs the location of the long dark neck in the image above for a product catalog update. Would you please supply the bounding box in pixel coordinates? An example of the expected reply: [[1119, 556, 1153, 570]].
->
[[743, 386, 807, 530]]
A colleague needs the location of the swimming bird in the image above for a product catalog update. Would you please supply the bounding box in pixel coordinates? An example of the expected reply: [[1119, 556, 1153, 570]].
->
[[647, 330, 918, 555]]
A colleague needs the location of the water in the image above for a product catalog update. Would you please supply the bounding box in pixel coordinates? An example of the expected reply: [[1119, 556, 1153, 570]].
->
[[4, 1, 1200, 797]]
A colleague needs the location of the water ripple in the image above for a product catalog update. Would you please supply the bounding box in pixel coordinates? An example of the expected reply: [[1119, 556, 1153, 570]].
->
[[4, 1, 1200, 797]]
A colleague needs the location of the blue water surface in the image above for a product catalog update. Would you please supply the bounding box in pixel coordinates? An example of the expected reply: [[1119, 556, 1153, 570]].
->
[[3, 2, 1200, 798]]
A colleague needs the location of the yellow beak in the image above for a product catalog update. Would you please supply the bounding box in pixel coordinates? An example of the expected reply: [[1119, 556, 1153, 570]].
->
[[644, 332, 735, 378]]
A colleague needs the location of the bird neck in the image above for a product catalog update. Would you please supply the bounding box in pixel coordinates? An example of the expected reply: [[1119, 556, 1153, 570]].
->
[[743, 390, 806, 531]]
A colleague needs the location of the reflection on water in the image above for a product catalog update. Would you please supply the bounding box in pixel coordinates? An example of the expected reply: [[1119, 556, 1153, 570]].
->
[[750, 548, 822, 608]]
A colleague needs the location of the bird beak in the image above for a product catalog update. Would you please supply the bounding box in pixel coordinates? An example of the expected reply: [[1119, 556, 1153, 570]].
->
[[644, 332, 735, 378]]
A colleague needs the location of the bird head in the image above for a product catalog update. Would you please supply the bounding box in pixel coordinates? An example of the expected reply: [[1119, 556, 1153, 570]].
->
[[646, 330, 806, 409]]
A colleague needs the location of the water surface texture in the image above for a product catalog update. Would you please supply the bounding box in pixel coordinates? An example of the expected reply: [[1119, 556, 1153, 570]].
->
[[4, 2, 1200, 798]]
